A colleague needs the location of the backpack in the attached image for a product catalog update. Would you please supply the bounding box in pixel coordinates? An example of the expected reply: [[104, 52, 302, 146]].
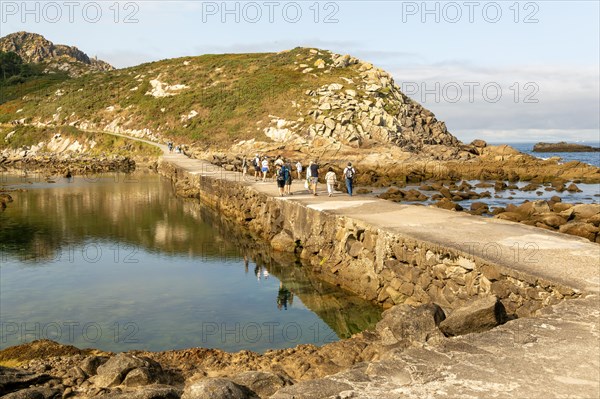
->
[[277, 167, 286, 181], [253, 157, 260, 167], [345, 167, 355, 180]]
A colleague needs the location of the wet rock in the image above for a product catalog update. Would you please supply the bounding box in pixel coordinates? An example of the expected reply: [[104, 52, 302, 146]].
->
[[0, 367, 53, 394], [521, 183, 539, 191], [404, 189, 427, 201], [271, 378, 352, 399], [559, 223, 598, 242], [95, 385, 181, 399], [570, 204, 600, 220], [375, 303, 445, 347], [439, 295, 507, 337], [379, 187, 403, 201], [552, 203, 573, 213], [516, 200, 550, 216], [433, 199, 463, 211], [567, 183, 582, 192], [439, 187, 452, 199], [231, 371, 293, 398], [1, 387, 59, 399], [181, 377, 252, 399], [80, 356, 108, 377], [494, 181, 507, 191], [588, 213, 600, 227], [534, 213, 567, 229], [470, 202, 489, 212], [91, 353, 166, 388], [270, 230, 295, 253]]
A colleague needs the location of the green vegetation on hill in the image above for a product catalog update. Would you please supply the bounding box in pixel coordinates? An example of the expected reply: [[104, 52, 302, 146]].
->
[[0, 48, 361, 145], [0, 51, 71, 105], [0, 124, 161, 157]]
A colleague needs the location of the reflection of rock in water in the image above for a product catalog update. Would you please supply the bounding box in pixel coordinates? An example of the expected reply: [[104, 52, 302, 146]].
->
[[0, 172, 382, 339], [186, 198, 382, 338]]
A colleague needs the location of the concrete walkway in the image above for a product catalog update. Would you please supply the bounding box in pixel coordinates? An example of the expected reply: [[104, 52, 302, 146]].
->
[[162, 151, 600, 296], [140, 140, 600, 397]]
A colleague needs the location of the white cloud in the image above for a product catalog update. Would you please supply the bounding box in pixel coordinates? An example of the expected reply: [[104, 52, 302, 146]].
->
[[387, 62, 600, 143]]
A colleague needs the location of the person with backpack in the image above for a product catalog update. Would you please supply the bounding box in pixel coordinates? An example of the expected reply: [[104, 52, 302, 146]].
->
[[275, 164, 286, 196], [343, 162, 356, 196], [253, 153, 261, 181], [284, 161, 293, 195]]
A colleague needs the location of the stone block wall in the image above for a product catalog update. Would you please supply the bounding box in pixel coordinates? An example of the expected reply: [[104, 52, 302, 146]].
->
[[159, 161, 579, 317]]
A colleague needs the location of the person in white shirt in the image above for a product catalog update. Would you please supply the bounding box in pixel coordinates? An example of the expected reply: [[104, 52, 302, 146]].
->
[[295, 161, 303, 179], [325, 167, 337, 197], [261, 157, 269, 182]]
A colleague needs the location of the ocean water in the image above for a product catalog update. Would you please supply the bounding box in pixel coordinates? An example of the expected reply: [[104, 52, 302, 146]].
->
[[501, 142, 600, 168]]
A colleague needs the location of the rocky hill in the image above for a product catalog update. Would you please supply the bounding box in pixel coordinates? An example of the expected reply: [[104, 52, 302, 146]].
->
[[0, 31, 113, 76], [0, 43, 470, 161]]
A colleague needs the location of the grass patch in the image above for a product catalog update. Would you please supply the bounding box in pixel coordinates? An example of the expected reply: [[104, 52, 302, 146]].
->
[[0, 47, 362, 147]]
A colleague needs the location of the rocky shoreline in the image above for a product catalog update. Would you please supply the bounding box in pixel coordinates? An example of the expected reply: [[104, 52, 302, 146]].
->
[[378, 184, 600, 243], [0, 154, 137, 178], [205, 142, 600, 187], [0, 296, 509, 399], [533, 141, 600, 152]]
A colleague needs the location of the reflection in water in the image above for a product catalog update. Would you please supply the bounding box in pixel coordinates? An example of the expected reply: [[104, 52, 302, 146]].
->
[[0, 172, 381, 353], [277, 282, 293, 310]]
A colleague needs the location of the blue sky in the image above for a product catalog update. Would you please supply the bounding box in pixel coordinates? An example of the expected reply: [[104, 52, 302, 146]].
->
[[1, 0, 599, 143]]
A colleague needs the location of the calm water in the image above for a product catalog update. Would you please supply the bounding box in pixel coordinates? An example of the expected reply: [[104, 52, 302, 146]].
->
[[0, 172, 381, 353]]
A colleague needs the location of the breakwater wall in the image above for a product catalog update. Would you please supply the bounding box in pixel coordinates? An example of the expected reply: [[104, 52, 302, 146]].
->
[[158, 160, 580, 317]]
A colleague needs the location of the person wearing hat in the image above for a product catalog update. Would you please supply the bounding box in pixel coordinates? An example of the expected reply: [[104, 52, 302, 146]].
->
[[343, 162, 356, 196]]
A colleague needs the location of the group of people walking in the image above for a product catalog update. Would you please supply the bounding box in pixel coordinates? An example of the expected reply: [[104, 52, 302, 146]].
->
[[167, 141, 182, 154], [241, 154, 356, 197]]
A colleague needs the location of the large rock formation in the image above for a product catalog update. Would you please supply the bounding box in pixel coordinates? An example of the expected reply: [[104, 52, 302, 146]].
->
[[301, 53, 460, 153], [0, 31, 113, 75], [533, 141, 600, 152], [258, 49, 465, 160]]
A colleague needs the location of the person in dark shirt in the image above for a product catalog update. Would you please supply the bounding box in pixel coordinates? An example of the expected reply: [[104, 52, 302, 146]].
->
[[309, 161, 319, 196]]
